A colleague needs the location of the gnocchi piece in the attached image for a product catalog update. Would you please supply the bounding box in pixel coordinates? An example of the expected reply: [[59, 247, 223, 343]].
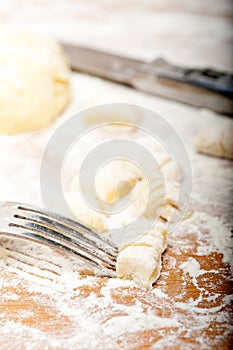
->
[[195, 118, 233, 160], [66, 192, 107, 231], [116, 223, 167, 288]]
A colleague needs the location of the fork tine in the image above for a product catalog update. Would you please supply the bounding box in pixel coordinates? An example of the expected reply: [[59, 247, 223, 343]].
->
[[14, 212, 117, 263], [18, 205, 118, 255], [0, 202, 118, 278], [8, 225, 116, 278], [10, 217, 116, 268]]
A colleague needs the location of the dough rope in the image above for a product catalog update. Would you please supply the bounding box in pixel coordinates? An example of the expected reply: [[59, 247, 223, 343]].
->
[[70, 149, 181, 288]]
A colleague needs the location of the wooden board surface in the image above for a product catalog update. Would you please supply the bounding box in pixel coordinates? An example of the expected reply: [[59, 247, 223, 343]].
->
[[0, 238, 232, 349], [0, 189, 232, 349]]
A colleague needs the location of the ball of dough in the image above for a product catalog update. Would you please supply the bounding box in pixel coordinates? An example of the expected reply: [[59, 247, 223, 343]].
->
[[0, 30, 71, 134]]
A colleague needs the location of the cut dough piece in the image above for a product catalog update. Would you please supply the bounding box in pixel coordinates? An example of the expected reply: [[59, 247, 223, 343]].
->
[[0, 30, 71, 134], [66, 192, 107, 231], [83, 104, 143, 128], [195, 118, 233, 160], [70, 159, 143, 215], [116, 224, 167, 288], [95, 160, 143, 204], [71, 164, 182, 230], [126, 176, 180, 221], [136, 134, 181, 182]]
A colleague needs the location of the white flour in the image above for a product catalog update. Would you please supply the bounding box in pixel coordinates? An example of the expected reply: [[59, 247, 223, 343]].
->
[[0, 208, 232, 349]]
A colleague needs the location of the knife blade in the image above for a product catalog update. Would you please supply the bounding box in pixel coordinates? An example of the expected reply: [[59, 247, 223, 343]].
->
[[62, 43, 233, 114]]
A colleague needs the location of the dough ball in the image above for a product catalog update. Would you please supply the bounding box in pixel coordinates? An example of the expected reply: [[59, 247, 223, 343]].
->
[[195, 118, 233, 160], [0, 30, 71, 134]]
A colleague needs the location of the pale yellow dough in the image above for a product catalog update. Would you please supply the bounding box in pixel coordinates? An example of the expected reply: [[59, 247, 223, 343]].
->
[[0, 30, 71, 134], [95, 160, 143, 204], [82, 104, 143, 131], [125, 177, 180, 222], [69, 131, 185, 287], [116, 223, 167, 288], [195, 118, 233, 160], [66, 192, 107, 231]]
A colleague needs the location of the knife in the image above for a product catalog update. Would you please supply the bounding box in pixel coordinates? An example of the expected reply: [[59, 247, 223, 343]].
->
[[62, 43, 233, 115]]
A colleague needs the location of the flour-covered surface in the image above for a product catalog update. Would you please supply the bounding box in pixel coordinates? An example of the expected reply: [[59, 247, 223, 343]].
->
[[0, 1, 233, 349]]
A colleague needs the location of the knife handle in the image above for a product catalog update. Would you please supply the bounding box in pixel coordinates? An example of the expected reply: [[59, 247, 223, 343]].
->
[[173, 67, 233, 98], [142, 59, 233, 99]]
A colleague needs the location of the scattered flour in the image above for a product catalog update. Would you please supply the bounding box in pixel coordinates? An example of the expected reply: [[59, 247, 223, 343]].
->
[[180, 257, 218, 278]]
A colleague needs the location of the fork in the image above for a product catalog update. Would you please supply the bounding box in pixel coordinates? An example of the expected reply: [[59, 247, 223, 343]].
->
[[0, 201, 118, 277]]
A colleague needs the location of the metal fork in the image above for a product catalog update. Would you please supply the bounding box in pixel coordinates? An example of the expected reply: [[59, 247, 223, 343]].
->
[[0, 201, 118, 277]]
